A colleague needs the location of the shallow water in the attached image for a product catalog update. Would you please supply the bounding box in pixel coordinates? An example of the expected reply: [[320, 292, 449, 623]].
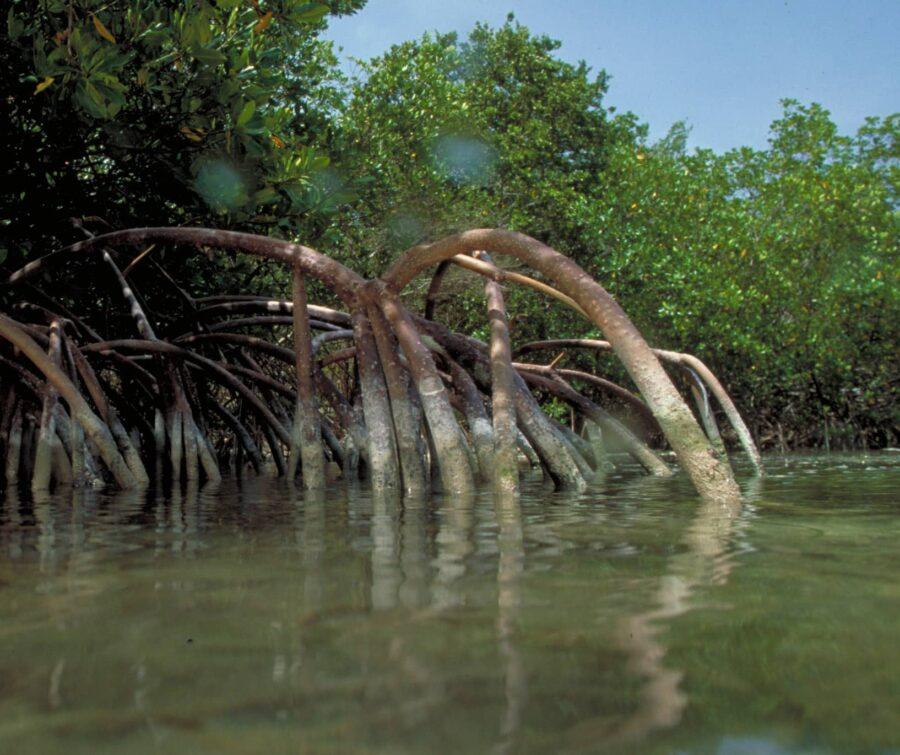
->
[[0, 453, 898, 754]]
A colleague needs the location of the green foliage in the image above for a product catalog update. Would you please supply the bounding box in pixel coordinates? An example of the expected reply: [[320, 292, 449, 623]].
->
[[1, 0, 364, 266], [329, 18, 626, 279], [593, 102, 898, 446], [330, 19, 898, 448]]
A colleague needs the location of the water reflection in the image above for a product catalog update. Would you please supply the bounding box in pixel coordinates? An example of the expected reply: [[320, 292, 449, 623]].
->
[[371, 494, 401, 610], [495, 491, 526, 754], [0, 454, 897, 754], [301, 488, 325, 614], [433, 492, 474, 610], [1, 485, 24, 559], [400, 496, 430, 610], [602, 477, 742, 748]]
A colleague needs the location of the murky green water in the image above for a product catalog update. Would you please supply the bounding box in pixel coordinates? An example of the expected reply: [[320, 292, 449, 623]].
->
[[0, 454, 898, 754]]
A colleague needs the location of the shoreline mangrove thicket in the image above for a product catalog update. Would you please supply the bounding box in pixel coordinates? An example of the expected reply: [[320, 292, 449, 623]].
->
[[2, 4, 897, 456]]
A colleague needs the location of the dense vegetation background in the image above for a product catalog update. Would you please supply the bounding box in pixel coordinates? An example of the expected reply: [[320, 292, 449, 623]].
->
[[2, 1, 897, 449]]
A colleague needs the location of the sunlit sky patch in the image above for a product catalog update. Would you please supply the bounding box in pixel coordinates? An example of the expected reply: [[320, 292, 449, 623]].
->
[[325, 0, 899, 152]]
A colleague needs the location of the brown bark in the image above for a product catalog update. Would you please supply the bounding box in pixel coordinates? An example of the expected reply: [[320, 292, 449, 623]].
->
[[444, 358, 494, 482], [351, 309, 401, 496], [513, 362, 658, 432], [520, 370, 672, 477], [382, 229, 741, 504], [514, 338, 761, 475], [4, 404, 22, 486], [0, 315, 138, 489], [365, 292, 428, 497], [413, 317, 586, 489], [32, 320, 64, 492], [7, 227, 365, 308], [376, 287, 475, 496], [423, 260, 452, 321], [476, 251, 518, 494], [68, 341, 149, 485], [288, 266, 325, 489], [82, 339, 291, 447], [203, 316, 341, 333]]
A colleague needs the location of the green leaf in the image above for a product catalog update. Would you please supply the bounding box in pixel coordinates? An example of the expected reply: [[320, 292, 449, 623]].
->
[[241, 112, 267, 136], [253, 187, 279, 205], [243, 136, 266, 157], [7, 9, 24, 40], [236, 100, 256, 128], [190, 45, 226, 67], [292, 4, 329, 24], [46, 46, 68, 69], [140, 29, 167, 48], [74, 80, 109, 118], [85, 80, 106, 107]]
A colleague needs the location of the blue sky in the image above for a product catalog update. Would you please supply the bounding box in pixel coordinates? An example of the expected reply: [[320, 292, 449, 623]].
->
[[323, 0, 899, 152]]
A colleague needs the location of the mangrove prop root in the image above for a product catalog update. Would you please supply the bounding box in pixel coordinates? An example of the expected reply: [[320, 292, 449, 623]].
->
[[351, 309, 402, 496], [476, 251, 519, 494], [382, 229, 742, 504], [31, 319, 62, 492], [0, 315, 138, 489], [288, 266, 326, 490], [513, 338, 762, 474], [445, 357, 494, 482], [377, 285, 475, 496], [365, 293, 428, 497], [520, 370, 671, 477], [0, 225, 759, 505]]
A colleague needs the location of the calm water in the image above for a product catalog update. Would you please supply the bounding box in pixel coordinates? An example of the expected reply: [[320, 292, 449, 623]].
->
[[0, 454, 897, 754]]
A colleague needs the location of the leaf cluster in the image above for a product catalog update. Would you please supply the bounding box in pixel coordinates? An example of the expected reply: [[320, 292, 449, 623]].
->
[[1, 0, 364, 268]]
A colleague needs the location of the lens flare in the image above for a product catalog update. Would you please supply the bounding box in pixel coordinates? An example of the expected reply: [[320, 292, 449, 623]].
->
[[194, 159, 249, 213], [429, 134, 496, 186]]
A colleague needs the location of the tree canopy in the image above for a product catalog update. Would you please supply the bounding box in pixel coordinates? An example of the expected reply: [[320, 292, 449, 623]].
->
[[2, 0, 364, 268], [329, 21, 897, 447], [331, 19, 632, 274]]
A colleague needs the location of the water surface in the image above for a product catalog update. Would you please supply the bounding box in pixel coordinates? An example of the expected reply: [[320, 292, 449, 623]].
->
[[1, 454, 898, 753]]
